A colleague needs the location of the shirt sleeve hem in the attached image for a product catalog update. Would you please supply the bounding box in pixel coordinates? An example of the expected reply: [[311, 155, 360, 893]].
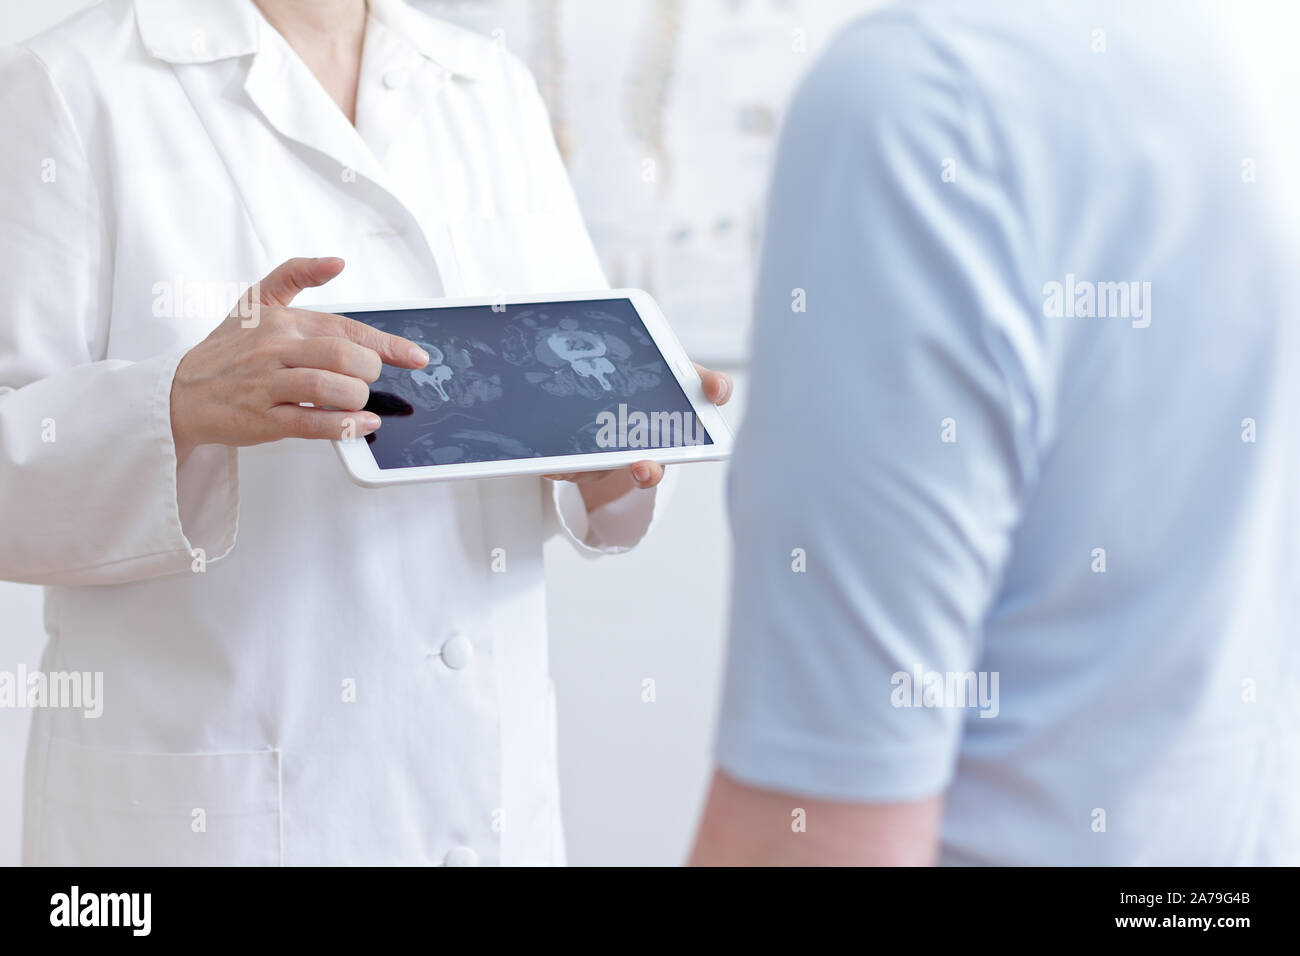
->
[[715, 729, 957, 803]]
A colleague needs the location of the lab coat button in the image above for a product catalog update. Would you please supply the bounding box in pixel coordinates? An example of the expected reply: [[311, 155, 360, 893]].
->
[[383, 69, 408, 90], [440, 633, 474, 670], [444, 846, 479, 867]]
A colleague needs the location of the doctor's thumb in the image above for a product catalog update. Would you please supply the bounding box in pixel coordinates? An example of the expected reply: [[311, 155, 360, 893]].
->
[[253, 256, 347, 307]]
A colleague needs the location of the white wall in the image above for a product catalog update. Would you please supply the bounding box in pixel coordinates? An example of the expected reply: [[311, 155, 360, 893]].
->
[[0, 0, 748, 867], [546, 375, 745, 865], [420, 0, 876, 364]]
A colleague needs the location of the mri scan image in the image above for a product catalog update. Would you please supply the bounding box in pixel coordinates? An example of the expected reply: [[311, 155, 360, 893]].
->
[[349, 298, 710, 468]]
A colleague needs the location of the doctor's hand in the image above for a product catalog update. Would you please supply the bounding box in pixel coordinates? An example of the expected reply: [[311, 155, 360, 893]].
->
[[169, 257, 429, 466], [544, 364, 733, 512]]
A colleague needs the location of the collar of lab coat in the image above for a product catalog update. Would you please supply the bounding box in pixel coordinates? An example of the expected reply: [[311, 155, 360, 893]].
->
[[133, 0, 495, 81]]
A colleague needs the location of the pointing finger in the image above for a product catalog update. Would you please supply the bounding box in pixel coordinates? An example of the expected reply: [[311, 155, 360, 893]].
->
[[302, 311, 429, 369]]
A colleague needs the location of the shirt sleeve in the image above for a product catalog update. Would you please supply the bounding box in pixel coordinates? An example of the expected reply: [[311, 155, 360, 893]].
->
[[715, 12, 1046, 802], [0, 46, 238, 587]]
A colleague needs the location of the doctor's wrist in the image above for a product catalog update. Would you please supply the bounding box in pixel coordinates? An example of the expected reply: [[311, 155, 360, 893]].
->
[[169, 355, 201, 468]]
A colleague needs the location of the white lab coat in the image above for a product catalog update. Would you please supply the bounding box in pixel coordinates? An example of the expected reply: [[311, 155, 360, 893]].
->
[[0, 0, 661, 865]]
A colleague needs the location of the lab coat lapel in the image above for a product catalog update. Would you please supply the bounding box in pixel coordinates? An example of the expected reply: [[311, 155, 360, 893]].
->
[[143, 1, 461, 297], [134, 0, 464, 191], [360, 0, 497, 170], [242, 25, 389, 191], [134, 0, 482, 296], [354, 19, 433, 168]]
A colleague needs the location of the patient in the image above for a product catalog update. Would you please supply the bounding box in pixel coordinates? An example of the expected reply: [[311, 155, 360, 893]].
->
[[691, 0, 1300, 865]]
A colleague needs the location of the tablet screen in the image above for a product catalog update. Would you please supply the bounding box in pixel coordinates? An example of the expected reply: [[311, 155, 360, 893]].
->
[[346, 298, 712, 469]]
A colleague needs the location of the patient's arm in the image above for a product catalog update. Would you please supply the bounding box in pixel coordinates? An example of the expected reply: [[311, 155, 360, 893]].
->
[[689, 770, 944, 866]]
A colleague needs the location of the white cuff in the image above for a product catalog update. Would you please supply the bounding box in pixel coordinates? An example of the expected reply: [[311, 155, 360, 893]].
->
[[160, 348, 239, 569], [550, 471, 669, 557]]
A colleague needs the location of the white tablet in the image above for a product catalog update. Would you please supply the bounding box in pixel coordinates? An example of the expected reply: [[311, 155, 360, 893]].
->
[[312, 289, 733, 487]]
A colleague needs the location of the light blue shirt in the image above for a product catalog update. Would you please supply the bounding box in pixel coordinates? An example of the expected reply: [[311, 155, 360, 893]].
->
[[719, 0, 1300, 865]]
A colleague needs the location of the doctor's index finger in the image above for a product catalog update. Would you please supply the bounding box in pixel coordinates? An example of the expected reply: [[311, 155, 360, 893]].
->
[[298, 310, 430, 370]]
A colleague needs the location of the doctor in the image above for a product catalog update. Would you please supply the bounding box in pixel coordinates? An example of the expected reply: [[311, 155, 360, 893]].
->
[[0, 0, 730, 865]]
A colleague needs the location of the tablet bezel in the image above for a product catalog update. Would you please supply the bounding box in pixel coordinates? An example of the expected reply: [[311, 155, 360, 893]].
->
[[305, 289, 734, 487]]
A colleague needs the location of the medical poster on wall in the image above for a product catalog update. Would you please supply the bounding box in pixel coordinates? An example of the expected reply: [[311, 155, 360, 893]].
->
[[418, 0, 878, 363]]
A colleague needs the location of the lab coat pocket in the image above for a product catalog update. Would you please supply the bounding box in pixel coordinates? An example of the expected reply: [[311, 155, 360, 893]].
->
[[36, 737, 281, 866], [448, 211, 606, 296]]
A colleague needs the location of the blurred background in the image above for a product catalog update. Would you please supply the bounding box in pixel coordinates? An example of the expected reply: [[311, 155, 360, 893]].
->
[[0, 0, 883, 866]]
